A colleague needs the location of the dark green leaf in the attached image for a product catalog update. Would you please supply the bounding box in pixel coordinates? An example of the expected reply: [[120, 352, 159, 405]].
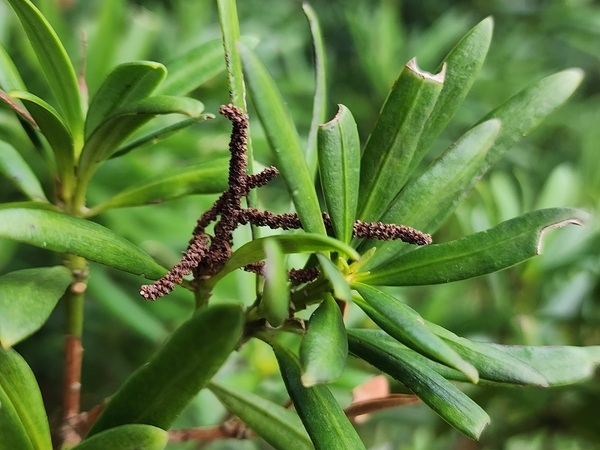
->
[[86, 158, 229, 216], [0, 348, 52, 449], [348, 329, 490, 439], [0, 266, 71, 348], [358, 59, 444, 222], [318, 105, 360, 244], [259, 239, 290, 327], [352, 284, 478, 382], [359, 208, 587, 286], [240, 44, 326, 235], [88, 304, 244, 434], [273, 342, 366, 449], [209, 382, 313, 450], [0, 208, 167, 279], [300, 295, 348, 387], [73, 424, 167, 450], [0, 141, 48, 202]]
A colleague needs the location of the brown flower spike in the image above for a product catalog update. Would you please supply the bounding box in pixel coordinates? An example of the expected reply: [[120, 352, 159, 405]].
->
[[140, 104, 431, 300]]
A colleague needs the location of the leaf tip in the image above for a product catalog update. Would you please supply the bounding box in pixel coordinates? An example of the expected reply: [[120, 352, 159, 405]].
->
[[406, 58, 446, 84], [537, 210, 588, 254]]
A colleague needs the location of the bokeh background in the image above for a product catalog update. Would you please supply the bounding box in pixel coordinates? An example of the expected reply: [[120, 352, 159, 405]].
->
[[1, 0, 599, 448]]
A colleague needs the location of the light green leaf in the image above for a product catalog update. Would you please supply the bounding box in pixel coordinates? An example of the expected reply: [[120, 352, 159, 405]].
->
[[317, 254, 352, 302], [273, 342, 366, 449], [0, 43, 27, 92], [0, 141, 48, 202], [318, 105, 360, 244], [86, 158, 229, 216], [411, 16, 494, 171], [362, 119, 500, 269], [6, 0, 84, 146], [85, 61, 167, 138], [358, 208, 587, 286], [208, 233, 359, 288], [0, 348, 52, 449], [209, 382, 313, 450], [303, 1, 328, 176], [239, 44, 326, 235], [300, 295, 348, 387], [358, 59, 445, 223], [157, 39, 224, 96], [88, 304, 244, 434], [73, 424, 167, 450], [348, 329, 490, 439], [0, 208, 167, 279], [217, 0, 245, 107], [259, 239, 290, 327], [0, 266, 71, 348], [352, 284, 478, 383]]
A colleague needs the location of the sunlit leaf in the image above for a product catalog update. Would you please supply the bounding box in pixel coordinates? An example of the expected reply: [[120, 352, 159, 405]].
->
[[73, 424, 168, 450]]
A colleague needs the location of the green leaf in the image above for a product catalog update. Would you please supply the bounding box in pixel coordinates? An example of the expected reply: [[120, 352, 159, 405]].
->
[[0, 43, 27, 92], [85, 61, 167, 138], [217, 0, 245, 108], [303, 1, 328, 176], [86, 158, 229, 216], [209, 382, 313, 450], [73, 424, 167, 450], [208, 233, 359, 288], [410, 16, 494, 171], [348, 329, 490, 439], [362, 119, 500, 269], [0, 141, 48, 202], [0, 348, 52, 449], [273, 342, 366, 450], [0, 208, 167, 279], [157, 39, 224, 96], [6, 0, 84, 146], [239, 44, 326, 236], [352, 284, 478, 383], [10, 90, 75, 189], [318, 105, 360, 244], [316, 254, 352, 302], [479, 68, 584, 173], [0, 266, 71, 348], [358, 58, 445, 223], [259, 239, 290, 327], [88, 304, 244, 434], [358, 208, 587, 286], [426, 322, 549, 386], [300, 295, 348, 387]]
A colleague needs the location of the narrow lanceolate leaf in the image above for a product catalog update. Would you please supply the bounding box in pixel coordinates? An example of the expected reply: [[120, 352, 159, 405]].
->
[[0, 43, 27, 92], [217, 0, 246, 108], [478, 69, 584, 174], [259, 239, 290, 327], [208, 234, 359, 288], [358, 208, 588, 286], [209, 382, 313, 450], [240, 44, 326, 235], [303, 1, 328, 176], [10, 90, 75, 189], [426, 322, 548, 386], [317, 254, 353, 302], [410, 17, 494, 171], [86, 158, 229, 216], [0, 348, 52, 449], [88, 304, 244, 435], [6, 0, 83, 144], [0, 266, 71, 348], [85, 61, 167, 138], [358, 59, 445, 223], [300, 295, 348, 386], [348, 329, 490, 439], [0, 208, 167, 279], [273, 343, 366, 450], [352, 284, 478, 383], [0, 141, 48, 202], [361, 119, 500, 270], [318, 105, 360, 244], [157, 39, 224, 96], [72, 425, 168, 450]]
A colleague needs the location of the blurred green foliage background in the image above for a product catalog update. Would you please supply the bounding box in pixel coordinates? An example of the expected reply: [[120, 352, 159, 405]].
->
[[1, 0, 599, 448]]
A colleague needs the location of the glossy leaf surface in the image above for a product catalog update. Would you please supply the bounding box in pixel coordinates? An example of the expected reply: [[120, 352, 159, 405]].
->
[[88, 304, 244, 434], [0, 266, 71, 348], [259, 239, 290, 327], [0, 208, 167, 279], [73, 424, 168, 450]]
